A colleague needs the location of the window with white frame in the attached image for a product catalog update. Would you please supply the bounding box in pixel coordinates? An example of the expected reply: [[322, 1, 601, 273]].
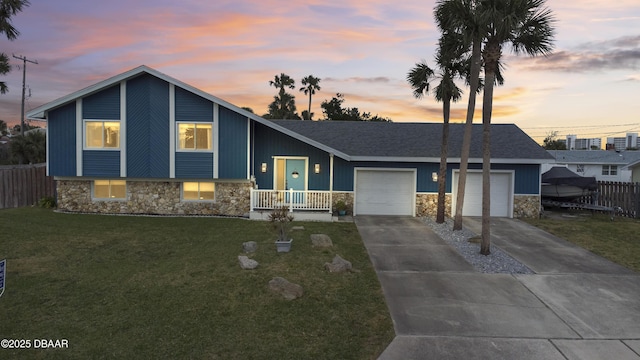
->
[[94, 180, 126, 199], [183, 182, 215, 201], [602, 165, 618, 176], [177, 123, 212, 151], [85, 121, 120, 149], [576, 164, 585, 173]]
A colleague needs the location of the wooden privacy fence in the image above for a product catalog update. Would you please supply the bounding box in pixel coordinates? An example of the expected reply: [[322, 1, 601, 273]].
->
[[0, 164, 56, 209], [579, 181, 640, 218]]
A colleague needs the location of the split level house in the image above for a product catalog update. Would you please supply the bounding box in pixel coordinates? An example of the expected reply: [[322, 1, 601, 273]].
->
[[27, 66, 553, 220]]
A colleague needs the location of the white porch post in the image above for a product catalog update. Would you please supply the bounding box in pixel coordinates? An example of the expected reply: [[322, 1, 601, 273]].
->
[[289, 188, 294, 212], [329, 153, 334, 213], [250, 188, 254, 212]]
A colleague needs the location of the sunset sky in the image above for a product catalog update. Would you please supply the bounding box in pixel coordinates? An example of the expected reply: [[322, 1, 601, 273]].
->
[[1, 0, 639, 144]]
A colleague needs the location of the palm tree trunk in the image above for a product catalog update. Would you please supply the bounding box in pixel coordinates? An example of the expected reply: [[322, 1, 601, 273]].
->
[[307, 94, 312, 121], [453, 38, 482, 231], [436, 97, 451, 223], [481, 75, 494, 255]]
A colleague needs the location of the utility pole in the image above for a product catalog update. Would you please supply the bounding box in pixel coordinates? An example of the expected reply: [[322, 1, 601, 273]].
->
[[12, 54, 38, 137]]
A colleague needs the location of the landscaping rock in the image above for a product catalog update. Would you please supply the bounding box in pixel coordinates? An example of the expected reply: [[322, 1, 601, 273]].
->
[[238, 255, 259, 270], [324, 255, 352, 273], [291, 226, 305, 231], [268, 277, 304, 300], [242, 241, 258, 253], [311, 234, 333, 248]]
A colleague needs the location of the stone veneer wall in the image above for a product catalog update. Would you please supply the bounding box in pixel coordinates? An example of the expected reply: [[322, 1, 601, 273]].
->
[[331, 192, 354, 214], [415, 193, 540, 219], [416, 193, 452, 217], [513, 195, 541, 219], [57, 179, 253, 216]]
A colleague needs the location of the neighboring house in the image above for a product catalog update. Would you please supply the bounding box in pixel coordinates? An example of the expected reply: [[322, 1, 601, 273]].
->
[[544, 150, 640, 183], [622, 160, 640, 183], [27, 65, 552, 220]]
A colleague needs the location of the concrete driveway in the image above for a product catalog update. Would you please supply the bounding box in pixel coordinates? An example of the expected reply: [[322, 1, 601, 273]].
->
[[355, 216, 640, 360]]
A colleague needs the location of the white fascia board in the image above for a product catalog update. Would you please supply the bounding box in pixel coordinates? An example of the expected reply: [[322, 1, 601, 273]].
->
[[349, 156, 551, 164]]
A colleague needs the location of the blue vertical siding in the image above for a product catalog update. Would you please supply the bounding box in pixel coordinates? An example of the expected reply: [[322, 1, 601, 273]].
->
[[253, 123, 330, 190], [83, 151, 120, 177], [175, 152, 213, 178], [83, 85, 120, 119], [333, 159, 440, 192], [47, 102, 76, 176], [218, 106, 248, 179], [175, 87, 213, 122], [447, 163, 540, 194], [126, 74, 170, 178]]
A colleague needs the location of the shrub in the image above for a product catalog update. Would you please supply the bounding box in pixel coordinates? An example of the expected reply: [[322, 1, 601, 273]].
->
[[38, 196, 56, 209]]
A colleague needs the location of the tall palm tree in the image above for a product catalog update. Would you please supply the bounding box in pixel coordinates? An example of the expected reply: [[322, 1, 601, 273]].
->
[[435, 0, 486, 231], [0, 0, 30, 94], [478, 0, 555, 254], [300, 75, 321, 120], [407, 34, 464, 224], [269, 73, 296, 119]]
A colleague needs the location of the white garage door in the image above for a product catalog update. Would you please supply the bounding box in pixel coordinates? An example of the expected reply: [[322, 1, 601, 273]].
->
[[453, 172, 512, 217], [355, 169, 415, 216]]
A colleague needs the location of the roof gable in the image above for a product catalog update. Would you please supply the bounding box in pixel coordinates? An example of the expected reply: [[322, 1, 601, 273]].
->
[[27, 65, 348, 159]]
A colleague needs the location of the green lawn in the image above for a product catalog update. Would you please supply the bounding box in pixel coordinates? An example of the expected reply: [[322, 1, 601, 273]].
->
[[524, 212, 640, 272], [0, 208, 394, 359]]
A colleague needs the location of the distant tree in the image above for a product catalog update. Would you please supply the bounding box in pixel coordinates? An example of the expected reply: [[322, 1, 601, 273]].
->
[[542, 131, 566, 150], [299, 75, 321, 120], [0, 119, 7, 135], [241, 107, 254, 114], [0, 0, 30, 94], [266, 73, 299, 119], [10, 130, 45, 164], [321, 93, 391, 122], [264, 92, 300, 120]]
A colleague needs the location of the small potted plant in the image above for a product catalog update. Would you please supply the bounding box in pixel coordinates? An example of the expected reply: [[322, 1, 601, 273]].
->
[[334, 200, 348, 216], [269, 205, 295, 252]]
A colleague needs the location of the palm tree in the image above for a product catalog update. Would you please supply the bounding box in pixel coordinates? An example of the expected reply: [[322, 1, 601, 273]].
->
[[477, 0, 555, 254], [435, 0, 486, 231], [269, 73, 296, 119], [407, 35, 464, 224], [0, 0, 30, 94], [10, 130, 45, 164], [300, 75, 321, 120]]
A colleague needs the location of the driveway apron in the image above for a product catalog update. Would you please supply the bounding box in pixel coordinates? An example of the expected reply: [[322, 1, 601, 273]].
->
[[356, 216, 640, 360]]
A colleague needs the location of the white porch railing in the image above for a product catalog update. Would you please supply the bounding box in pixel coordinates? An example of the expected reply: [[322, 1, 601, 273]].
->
[[250, 189, 332, 213]]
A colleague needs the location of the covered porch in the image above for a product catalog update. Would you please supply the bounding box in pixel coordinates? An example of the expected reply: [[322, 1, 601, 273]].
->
[[249, 188, 334, 221]]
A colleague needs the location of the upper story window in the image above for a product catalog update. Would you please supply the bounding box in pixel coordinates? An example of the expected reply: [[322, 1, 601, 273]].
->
[[602, 165, 618, 176], [178, 123, 212, 151], [85, 120, 120, 149]]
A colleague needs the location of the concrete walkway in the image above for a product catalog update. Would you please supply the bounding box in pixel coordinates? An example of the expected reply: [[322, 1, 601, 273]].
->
[[355, 216, 640, 360]]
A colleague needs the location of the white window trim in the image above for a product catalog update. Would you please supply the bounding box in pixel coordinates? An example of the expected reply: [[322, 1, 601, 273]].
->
[[92, 180, 127, 201], [83, 119, 121, 150], [602, 165, 618, 176], [176, 121, 214, 152], [181, 181, 216, 202]]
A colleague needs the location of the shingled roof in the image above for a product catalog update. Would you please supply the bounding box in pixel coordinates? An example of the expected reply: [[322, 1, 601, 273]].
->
[[270, 120, 553, 163]]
